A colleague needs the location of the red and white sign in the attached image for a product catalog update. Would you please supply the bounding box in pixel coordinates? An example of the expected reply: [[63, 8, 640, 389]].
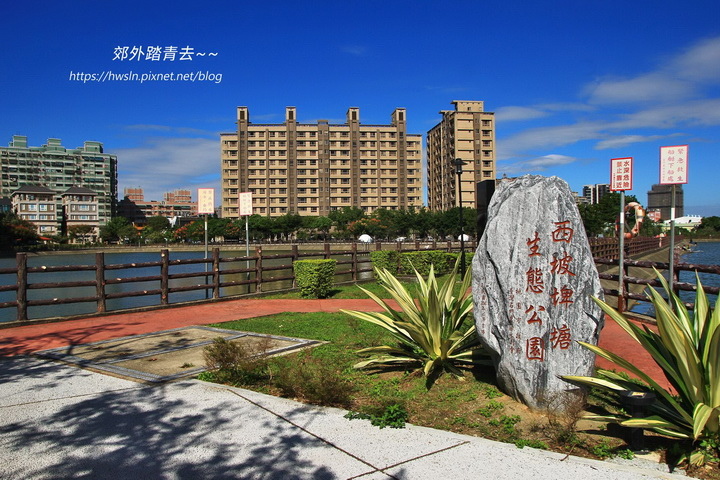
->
[[610, 157, 633, 191], [660, 145, 689, 185], [238, 192, 253, 216], [197, 188, 215, 214]]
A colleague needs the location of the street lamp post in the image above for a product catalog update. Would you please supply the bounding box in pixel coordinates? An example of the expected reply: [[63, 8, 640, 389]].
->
[[454, 158, 466, 278]]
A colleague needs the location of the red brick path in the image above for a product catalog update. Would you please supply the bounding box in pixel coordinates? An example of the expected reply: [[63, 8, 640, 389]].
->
[[0, 298, 671, 390]]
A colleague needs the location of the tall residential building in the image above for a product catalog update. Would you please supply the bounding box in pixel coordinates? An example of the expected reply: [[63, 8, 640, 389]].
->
[[0, 135, 117, 224], [427, 101, 496, 211], [581, 183, 611, 204], [647, 184, 684, 221], [117, 187, 197, 224], [220, 106, 423, 218]]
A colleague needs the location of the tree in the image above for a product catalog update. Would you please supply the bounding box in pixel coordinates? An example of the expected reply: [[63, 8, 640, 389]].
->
[[329, 206, 365, 238], [578, 193, 640, 237], [67, 224, 95, 243], [0, 211, 39, 251], [696, 216, 720, 236], [100, 217, 137, 243], [142, 216, 171, 244]]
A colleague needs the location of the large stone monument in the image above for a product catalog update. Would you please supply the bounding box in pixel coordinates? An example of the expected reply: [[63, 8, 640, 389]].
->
[[472, 175, 604, 411]]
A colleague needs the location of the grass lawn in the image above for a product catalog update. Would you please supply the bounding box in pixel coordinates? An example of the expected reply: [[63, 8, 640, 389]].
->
[[200, 310, 682, 468], [198, 280, 718, 479]]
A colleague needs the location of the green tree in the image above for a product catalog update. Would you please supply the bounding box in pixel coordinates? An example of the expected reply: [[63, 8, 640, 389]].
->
[[67, 224, 95, 243], [696, 216, 720, 236], [329, 206, 365, 238], [273, 212, 303, 241], [0, 211, 39, 251], [143, 216, 171, 244], [639, 217, 662, 237], [100, 217, 137, 243]]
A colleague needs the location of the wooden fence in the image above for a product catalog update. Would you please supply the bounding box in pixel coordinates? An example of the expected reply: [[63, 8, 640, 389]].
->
[[0, 236, 714, 324]]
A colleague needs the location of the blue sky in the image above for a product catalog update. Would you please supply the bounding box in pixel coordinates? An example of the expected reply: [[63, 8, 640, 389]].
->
[[2, 1, 719, 215]]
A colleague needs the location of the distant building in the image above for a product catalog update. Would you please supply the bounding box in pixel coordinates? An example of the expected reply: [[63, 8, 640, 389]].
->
[[427, 101, 496, 211], [0, 135, 117, 224], [665, 214, 702, 232], [10, 184, 100, 240], [647, 184, 684, 221], [581, 184, 611, 204], [62, 186, 100, 241], [220, 106, 423, 218], [117, 188, 197, 225], [11, 185, 59, 237]]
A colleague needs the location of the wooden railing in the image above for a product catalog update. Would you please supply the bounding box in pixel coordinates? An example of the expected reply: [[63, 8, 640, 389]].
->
[[0, 236, 710, 324], [0, 241, 473, 324]]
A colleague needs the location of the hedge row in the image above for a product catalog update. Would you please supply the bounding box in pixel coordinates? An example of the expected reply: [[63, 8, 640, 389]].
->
[[293, 259, 337, 298], [370, 250, 474, 276]]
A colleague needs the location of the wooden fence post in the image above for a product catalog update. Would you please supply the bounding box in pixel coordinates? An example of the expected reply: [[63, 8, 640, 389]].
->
[[212, 248, 221, 299], [95, 252, 106, 313], [256, 246, 263, 293], [291, 245, 299, 288], [161, 249, 169, 304], [351, 242, 358, 281], [16, 253, 27, 321], [324, 242, 331, 259], [617, 259, 628, 313]]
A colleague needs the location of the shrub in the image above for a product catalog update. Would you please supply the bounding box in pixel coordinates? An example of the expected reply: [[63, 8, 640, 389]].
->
[[563, 270, 720, 467], [273, 353, 355, 407], [341, 258, 490, 388], [399, 250, 452, 276], [293, 259, 337, 298], [370, 250, 401, 273], [203, 337, 271, 385]]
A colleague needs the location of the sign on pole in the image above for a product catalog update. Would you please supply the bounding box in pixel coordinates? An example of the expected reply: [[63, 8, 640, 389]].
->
[[660, 145, 689, 185], [238, 192, 253, 216], [659, 145, 689, 291], [197, 188, 215, 214], [610, 157, 633, 191], [610, 157, 632, 311]]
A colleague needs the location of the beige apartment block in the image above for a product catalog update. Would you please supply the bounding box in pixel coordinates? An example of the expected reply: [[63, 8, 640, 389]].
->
[[427, 100, 496, 211], [221, 106, 423, 218]]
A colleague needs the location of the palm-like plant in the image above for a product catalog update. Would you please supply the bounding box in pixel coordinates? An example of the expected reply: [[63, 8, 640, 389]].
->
[[341, 260, 488, 387], [563, 270, 720, 466]]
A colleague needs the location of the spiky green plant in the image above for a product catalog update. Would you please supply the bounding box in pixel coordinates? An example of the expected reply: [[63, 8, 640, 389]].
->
[[563, 270, 720, 466], [340, 260, 488, 388]]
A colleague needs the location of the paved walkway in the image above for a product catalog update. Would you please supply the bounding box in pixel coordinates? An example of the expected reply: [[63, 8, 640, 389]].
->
[[0, 298, 685, 479]]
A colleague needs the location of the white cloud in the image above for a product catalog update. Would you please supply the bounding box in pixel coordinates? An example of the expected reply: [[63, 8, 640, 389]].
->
[[497, 122, 603, 159], [595, 134, 670, 150], [584, 35, 720, 105], [497, 154, 581, 175], [613, 98, 720, 129], [495, 106, 548, 122], [671, 36, 720, 83], [584, 73, 694, 105], [111, 137, 219, 201]]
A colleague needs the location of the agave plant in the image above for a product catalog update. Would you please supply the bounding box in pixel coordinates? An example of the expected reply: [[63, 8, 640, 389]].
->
[[341, 259, 487, 387], [563, 270, 719, 466]]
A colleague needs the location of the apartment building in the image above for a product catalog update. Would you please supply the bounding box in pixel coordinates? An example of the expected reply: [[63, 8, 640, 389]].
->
[[0, 135, 117, 224], [117, 188, 197, 224], [426, 101, 496, 211], [581, 183, 611, 205], [220, 106, 423, 218], [11, 185, 59, 236]]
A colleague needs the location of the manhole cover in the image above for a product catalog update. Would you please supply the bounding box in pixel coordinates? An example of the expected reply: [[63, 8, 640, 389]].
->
[[35, 326, 322, 383]]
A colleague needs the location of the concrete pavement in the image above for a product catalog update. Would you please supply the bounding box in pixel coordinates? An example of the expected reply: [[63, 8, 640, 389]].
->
[[0, 355, 687, 480]]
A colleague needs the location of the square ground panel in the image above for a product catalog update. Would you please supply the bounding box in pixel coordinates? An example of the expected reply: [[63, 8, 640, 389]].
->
[[35, 326, 322, 383]]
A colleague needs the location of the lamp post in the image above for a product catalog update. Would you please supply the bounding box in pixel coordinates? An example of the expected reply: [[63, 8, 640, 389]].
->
[[454, 158, 466, 278]]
